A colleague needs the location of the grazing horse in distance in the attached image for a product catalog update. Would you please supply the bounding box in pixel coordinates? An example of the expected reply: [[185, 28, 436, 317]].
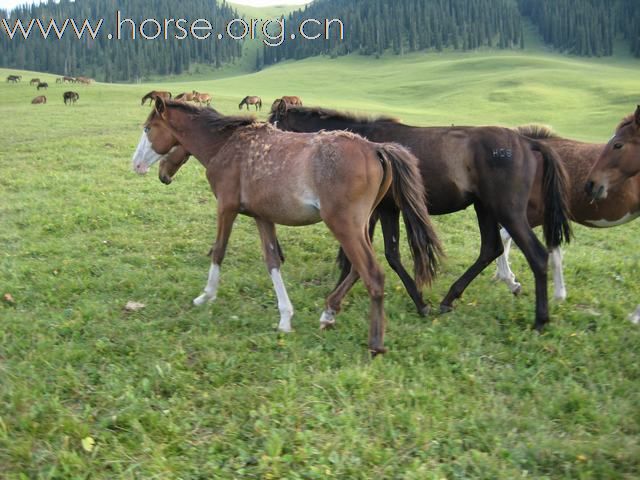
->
[[30, 78, 40, 86], [6, 75, 21, 83], [55, 77, 63, 84], [63, 91, 80, 105], [141, 90, 172, 106], [192, 91, 212, 106], [31, 95, 47, 104], [175, 92, 197, 102], [75, 76, 93, 85], [271, 96, 303, 112], [496, 124, 640, 300], [63, 76, 75, 83], [239, 96, 262, 111], [270, 104, 572, 331], [132, 99, 443, 355], [37, 82, 48, 90]]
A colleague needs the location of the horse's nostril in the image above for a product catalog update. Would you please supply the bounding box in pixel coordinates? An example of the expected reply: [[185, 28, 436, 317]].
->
[[585, 180, 594, 195]]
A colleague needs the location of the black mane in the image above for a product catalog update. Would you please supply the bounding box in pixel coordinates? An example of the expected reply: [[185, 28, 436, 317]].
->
[[164, 100, 257, 131], [268, 105, 400, 126]]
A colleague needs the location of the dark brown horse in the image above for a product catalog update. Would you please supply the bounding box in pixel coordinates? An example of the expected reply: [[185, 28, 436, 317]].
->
[[31, 96, 46, 104], [496, 125, 640, 300], [63, 76, 75, 83], [37, 82, 48, 90], [239, 96, 262, 111], [269, 105, 572, 331], [132, 99, 442, 354], [141, 90, 172, 106], [7, 75, 21, 83], [271, 96, 303, 112], [63, 91, 80, 105]]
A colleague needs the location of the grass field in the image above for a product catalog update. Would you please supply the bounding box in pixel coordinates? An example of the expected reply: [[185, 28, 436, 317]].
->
[[1, 46, 639, 479]]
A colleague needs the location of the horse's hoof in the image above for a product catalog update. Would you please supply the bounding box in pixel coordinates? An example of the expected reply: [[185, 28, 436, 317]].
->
[[193, 294, 215, 306], [369, 347, 388, 358], [440, 304, 454, 314], [418, 305, 430, 317], [319, 309, 336, 330], [512, 284, 522, 296], [533, 322, 547, 333], [320, 320, 336, 330]]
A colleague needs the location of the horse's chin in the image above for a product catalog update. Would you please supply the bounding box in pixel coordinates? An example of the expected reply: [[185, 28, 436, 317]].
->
[[159, 175, 173, 185]]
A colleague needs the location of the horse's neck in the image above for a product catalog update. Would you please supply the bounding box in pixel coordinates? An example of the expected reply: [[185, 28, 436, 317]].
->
[[174, 121, 237, 168]]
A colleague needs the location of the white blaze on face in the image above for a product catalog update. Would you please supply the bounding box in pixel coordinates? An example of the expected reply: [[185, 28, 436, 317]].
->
[[132, 131, 165, 175]]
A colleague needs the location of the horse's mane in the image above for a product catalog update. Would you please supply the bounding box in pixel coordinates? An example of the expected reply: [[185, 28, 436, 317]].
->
[[165, 100, 256, 131], [269, 106, 401, 126], [515, 124, 557, 139]]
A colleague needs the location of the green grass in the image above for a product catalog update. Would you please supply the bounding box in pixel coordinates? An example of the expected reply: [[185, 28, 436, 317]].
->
[[1, 48, 639, 479]]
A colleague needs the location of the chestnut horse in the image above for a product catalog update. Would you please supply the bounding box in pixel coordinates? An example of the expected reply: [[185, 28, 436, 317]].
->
[[131, 99, 442, 354], [31, 96, 46, 104], [239, 96, 262, 111], [496, 124, 640, 300], [141, 90, 172, 106], [175, 92, 196, 102], [269, 105, 572, 331], [192, 91, 212, 106], [271, 96, 303, 112]]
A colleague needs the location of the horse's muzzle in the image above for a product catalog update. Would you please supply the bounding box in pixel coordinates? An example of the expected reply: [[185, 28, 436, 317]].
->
[[159, 174, 173, 185], [584, 180, 605, 201]]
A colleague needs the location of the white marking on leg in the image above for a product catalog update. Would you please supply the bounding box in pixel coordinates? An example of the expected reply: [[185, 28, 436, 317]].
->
[[193, 263, 220, 306], [319, 309, 336, 329], [132, 131, 166, 175], [629, 306, 640, 325], [270, 268, 294, 333], [550, 247, 566, 301], [495, 228, 521, 294]]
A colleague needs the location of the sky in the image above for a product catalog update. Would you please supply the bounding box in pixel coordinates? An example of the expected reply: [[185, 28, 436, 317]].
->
[[0, 0, 313, 10]]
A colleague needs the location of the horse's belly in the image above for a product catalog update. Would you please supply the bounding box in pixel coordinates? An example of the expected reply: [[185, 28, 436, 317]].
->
[[247, 195, 322, 226], [584, 211, 640, 228]]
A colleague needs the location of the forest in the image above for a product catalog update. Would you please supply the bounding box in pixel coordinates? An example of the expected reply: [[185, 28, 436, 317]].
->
[[1, 0, 638, 81]]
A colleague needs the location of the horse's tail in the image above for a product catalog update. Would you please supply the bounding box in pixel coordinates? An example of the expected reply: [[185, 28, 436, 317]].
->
[[528, 139, 572, 248], [377, 143, 443, 287]]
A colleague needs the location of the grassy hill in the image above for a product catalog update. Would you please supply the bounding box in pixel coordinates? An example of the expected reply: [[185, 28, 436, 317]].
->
[[1, 49, 639, 478]]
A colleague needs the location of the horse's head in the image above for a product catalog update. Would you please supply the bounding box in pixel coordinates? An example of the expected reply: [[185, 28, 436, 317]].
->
[[586, 106, 640, 200], [158, 145, 190, 185], [268, 99, 292, 129], [132, 97, 180, 175]]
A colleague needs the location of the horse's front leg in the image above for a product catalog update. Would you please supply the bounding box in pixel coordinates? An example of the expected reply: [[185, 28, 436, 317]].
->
[[255, 219, 294, 332], [193, 207, 238, 306]]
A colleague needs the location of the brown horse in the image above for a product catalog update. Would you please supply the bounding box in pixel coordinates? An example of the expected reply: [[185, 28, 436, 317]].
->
[[31, 96, 46, 104], [141, 90, 172, 106], [175, 92, 197, 102], [7, 75, 21, 83], [63, 91, 80, 105], [192, 91, 212, 106], [239, 96, 262, 111], [271, 96, 303, 112], [132, 99, 442, 354], [63, 76, 75, 83], [586, 106, 640, 201], [269, 105, 572, 331], [75, 76, 93, 85], [496, 125, 640, 300], [37, 82, 48, 90]]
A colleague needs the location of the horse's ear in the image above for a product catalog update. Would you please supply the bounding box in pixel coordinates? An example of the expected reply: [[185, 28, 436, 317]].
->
[[155, 97, 166, 117], [635, 105, 640, 126]]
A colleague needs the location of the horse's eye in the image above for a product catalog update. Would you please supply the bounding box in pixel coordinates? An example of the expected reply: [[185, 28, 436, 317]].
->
[[613, 143, 623, 150], [144, 126, 150, 133]]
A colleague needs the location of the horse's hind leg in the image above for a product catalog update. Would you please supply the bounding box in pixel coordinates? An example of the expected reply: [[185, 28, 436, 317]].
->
[[500, 216, 549, 331], [379, 204, 429, 316], [494, 228, 522, 295], [441, 203, 503, 312], [193, 208, 238, 306], [323, 217, 387, 354], [550, 247, 567, 301], [255, 219, 294, 333]]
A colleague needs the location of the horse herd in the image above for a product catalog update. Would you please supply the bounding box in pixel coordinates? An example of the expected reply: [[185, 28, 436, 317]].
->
[[140, 90, 303, 112], [6, 73, 87, 105], [130, 96, 639, 354]]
